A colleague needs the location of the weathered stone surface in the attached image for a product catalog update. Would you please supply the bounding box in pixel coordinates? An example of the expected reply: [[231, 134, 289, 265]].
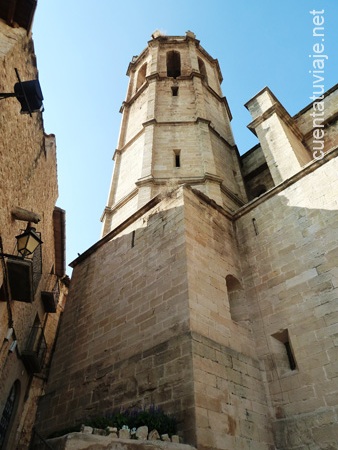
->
[[119, 429, 131, 439], [45, 432, 197, 450], [148, 429, 160, 441], [93, 428, 106, 436], [171, 436, 180, 443], [80, 425, 93, 434], [161, 434, 171, 442], [135, 426, 148, 440], [0, 16, 66, 450]]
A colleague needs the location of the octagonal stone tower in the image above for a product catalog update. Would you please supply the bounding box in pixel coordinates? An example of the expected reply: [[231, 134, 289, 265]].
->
[[101, 31, 247, 235]]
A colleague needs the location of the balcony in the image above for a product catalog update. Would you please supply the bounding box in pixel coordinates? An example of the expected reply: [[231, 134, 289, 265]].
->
[[1, 245, 42, 303], [41, 275, 60, 313], [21, 321, 47, 374]]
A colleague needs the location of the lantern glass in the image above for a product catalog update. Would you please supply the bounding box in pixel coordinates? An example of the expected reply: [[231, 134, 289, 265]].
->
[[16, 227, 42, 257]]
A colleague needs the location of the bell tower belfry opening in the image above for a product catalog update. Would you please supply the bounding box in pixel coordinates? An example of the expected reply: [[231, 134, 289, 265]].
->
[[101, 30, 247, 236]]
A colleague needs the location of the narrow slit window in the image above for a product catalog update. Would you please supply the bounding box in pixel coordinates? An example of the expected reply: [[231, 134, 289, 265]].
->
[[272, 329, 297, 374], [174, 150, 181, 168], [284, 341, 297, 371], [171, 86, 179, 96]]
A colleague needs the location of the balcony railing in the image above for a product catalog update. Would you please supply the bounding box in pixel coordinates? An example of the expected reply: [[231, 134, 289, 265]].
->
[[2, 245, 42, 303], [21, 322, 47, 374], [41, 275, 60, 313]]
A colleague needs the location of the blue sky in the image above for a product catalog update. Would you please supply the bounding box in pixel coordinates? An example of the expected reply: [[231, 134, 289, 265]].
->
[[32, 0, 338, 270]]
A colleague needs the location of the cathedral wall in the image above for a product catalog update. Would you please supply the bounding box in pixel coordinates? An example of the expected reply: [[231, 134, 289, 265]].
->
[[202, 86, 234, 145], [236, 154, 338, 449], [182, 188, 273, 449], [241, 145, 275, 200], [155, 79, 198, 123], [195, 50, 222, 97], [114, 136, 144, 203], [192, 334, 273, 450], [152, 124, 203, 178], [109, 191, 139, 232], [209, 132, 241, 198], [36, 192, 197, 440], [124, 88, 149, 144], [294, 84, 338, 141], [323, 118, 338, 152]]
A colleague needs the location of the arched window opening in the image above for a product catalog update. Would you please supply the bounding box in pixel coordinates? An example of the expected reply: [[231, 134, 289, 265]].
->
[[0, 380, 20, 449], [225, 275, 248, 325], [136, 63, 147, 91], [198, 57, 208, 83], [167, 51, 181, 78]]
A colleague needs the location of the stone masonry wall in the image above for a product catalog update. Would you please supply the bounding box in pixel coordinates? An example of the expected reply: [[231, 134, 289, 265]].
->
[[37, 146, 338, 450], [236, 152, 338, 449], [36, 191, 197, 442], [0, 19, 62, 450], [182, 188, 273, 449], [295, 84, 338, 154], [192, 333, 273, 450]]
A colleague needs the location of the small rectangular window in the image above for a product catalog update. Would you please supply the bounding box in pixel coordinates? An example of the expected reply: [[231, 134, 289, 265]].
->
[[271, 329, 297, 374], [174, 150, 181, 168], [284, 341, 297, 370], [171, 86, 179, 96]]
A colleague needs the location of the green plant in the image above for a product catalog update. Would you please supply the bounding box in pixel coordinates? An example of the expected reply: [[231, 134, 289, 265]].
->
[[123, 405, 177, 436], [47, 405, 178, 439]]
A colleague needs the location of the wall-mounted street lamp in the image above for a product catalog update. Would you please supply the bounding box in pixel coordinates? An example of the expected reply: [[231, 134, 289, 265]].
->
[[0, 223, 43, 303], [0, 68, 44, 116], [0, 223, 42, 260], [15, 224, 43, 258]]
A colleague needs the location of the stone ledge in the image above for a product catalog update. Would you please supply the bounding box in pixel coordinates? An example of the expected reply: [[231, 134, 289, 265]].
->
[[44, 433, 197, 450]]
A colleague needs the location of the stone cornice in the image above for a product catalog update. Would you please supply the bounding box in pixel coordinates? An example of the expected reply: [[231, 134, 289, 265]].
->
[[107, 188, 138, 215], [114, 117, 235, 158], [71, 194, 162, 268], [135, 173, 223, 188], [135, 173, 245, 207], [302, 110, 338, 142], [233, 146, 338, 219], [293, 83, 338, 119], [220, 184, 246, 207], [126, 47, 149, 76], [122, 72, 231, 120], [247, 102, 304, 141]]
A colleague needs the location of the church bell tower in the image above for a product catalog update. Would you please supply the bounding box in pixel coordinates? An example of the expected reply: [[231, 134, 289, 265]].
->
[[101, 30, 247, 235]]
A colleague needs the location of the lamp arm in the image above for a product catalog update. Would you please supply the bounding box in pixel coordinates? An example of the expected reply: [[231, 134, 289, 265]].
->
[[0, 93, 17, 100], [15, 68, 32, 117]]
